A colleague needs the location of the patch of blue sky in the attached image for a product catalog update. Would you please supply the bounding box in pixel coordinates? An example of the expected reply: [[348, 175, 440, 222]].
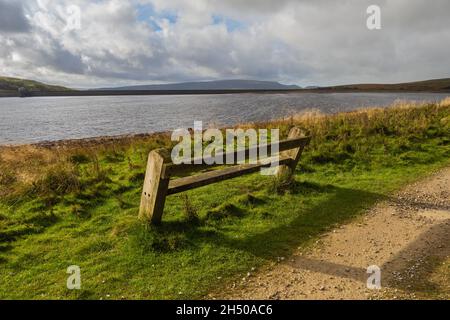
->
[[212, 15, 245, 32], [136, 3, 177, 31]]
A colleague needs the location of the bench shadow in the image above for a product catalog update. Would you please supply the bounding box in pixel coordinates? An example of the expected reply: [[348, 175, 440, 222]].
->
[[158, 182, 385, 255], [207, 184, 448, 294], [216, 183, 386, 259], [155, 179, 448, 295], [146, 178, 448, 295], [280, 219, 450, 293], [380, 220, 450, 293]]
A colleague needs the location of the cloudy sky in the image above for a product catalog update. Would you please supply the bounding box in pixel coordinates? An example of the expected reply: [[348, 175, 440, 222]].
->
[[0, 0, 449, 88]]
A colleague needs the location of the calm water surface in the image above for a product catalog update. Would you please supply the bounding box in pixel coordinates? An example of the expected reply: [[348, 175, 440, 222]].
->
[[0, 92, 448, 144]]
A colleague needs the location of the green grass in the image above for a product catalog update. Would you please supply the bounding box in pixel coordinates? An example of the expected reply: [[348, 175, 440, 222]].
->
[[0, 101, 449, 299]]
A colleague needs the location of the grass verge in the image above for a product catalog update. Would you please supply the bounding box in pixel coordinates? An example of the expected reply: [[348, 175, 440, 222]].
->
[[0, 99, 449, 299]]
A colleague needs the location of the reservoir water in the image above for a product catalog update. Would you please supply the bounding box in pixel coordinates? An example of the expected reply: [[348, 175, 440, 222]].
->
[[0, 92, 448, 144]]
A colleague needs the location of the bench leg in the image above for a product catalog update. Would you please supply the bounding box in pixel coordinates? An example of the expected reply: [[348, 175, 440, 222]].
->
[[277, 126, 306, 179], [139, 149, 170, 224]]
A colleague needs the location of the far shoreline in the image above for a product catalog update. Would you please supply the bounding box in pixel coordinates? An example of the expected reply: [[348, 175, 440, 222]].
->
[[1, 88, 450, 98], [0, 131, 167, 149]]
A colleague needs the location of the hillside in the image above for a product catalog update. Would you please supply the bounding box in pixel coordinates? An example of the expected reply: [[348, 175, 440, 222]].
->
[[0, 76, 73, 96], [319, 78, 450, 92], [2, 76, 450, 97], [99, 79, 301, 91]]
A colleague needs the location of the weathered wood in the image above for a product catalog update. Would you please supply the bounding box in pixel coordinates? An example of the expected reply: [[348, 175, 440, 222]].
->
[[165, 136, 310, 176], [139, 128, 310, 224], [168, 156, 293, 195], [277, 127, 307, 179], [138, 149, 171, 224]]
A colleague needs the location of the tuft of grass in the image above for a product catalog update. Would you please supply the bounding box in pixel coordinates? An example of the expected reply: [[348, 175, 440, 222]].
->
[[130, 223, 189, 254], [206, 203, 244, 221], [34, 163, 80, 196], [180, 194, 199, 224], [236, 193, 265, 208], [268, 172, 297, 195]]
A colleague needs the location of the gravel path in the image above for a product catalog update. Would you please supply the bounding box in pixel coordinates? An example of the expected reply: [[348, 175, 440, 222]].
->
[[210, 167, 450, 299]]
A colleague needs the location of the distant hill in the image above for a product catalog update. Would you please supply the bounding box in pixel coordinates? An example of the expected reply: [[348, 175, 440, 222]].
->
[[98, 79, 301, 91], [100, 78, 450, 92], [319, 78, 450, 92], [1, 76, 449, 98], [0, 76, 73, 96], [304, 86, 321, 89]]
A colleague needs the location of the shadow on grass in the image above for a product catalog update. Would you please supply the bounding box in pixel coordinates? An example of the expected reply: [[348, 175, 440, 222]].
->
[[131, 179, 448, 297], [140, 181, 386, 261], [216, 183, 386, 259], [0, 212, 59, 246]]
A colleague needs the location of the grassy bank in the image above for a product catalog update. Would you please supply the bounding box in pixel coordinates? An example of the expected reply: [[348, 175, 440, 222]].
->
[[0, 99, 449, 299]]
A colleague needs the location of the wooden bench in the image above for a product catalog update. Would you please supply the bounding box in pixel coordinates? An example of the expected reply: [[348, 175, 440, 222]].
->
[[139, 127, 311, 224]]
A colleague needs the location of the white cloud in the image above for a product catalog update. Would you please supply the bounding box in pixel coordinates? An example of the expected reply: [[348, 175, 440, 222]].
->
[[0, 0, 449, 88]]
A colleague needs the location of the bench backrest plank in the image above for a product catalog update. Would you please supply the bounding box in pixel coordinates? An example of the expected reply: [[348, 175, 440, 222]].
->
[[165, 136, 310, 177], [139, 127, 310, 224], [167, 156, 293, 195]]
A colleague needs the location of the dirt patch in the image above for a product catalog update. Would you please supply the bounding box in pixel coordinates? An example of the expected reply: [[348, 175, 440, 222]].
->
[[209, 167, 450, 300]]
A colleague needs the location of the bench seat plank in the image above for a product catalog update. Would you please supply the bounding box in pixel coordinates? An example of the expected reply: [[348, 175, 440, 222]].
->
[[167, 156, 293, 195]]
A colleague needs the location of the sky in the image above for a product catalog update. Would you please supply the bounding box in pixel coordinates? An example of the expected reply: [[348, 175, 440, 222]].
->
[[0, 0, 449, 88]]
